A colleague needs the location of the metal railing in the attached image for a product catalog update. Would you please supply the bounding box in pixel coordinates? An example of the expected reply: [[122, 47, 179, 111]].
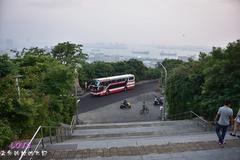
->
[[167, 111, 214, 131], [19, 116, 76, 160], [70, 115, 76, 133]]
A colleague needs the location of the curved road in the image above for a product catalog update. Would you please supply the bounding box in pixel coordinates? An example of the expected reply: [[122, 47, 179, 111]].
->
[[79, 80, 159, 113]]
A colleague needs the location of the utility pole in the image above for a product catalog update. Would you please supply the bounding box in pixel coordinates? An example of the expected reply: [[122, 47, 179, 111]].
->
[[76, 99, 80, 124], [75, 69, 80, 125], [159, 63, 167, 120]]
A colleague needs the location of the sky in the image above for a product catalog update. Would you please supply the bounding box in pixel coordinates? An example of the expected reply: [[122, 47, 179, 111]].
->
[[0, 0, 240, 49]]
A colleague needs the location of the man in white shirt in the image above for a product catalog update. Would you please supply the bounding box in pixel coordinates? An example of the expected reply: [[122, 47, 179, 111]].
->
[[215, 100, 233, 145]]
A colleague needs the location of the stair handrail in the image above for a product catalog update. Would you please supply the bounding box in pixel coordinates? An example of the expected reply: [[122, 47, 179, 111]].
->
[[70, 115, 76, 133], [189, 111, 208, 124], [19, 126, 42, 160], [18, 115, 76, 160], [168, 110, 214, 131], [167, 111, 190, 120]]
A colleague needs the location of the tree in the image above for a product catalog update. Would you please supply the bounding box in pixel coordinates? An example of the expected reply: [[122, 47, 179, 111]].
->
[[165, 40, 240, 120], [51, 42, 87, 67], [0, 47, 77, 148], [166, 61, 204, 116], [40, 64, 74, 95], [0, 55, 16, 147], [125, 59, 147, 81], [79, 59, 160, 85], [15, 48, 75, 126], [0, 54, 16, 77], [0, 120, 14, 149]]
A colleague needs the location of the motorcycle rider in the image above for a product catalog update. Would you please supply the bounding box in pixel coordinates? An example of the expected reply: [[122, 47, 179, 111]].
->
[[154, 96, 163, 105], [120, 99, 131, 109]]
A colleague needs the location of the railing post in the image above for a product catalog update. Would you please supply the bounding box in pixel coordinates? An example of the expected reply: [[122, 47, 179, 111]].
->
[[60, 128, 63, 142], [67, 128, 70, 139], [49, 127, 52, 144], [56, 128, 58, 143], [40, 127, 44, 149], [64, 128, 67, 140], [189, 111, 192, 119]]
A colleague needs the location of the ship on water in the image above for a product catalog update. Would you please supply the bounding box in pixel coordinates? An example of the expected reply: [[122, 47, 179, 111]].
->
[[132, 51, 149, 55]]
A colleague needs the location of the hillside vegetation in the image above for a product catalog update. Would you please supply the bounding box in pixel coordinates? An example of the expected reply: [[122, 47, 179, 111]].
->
[[0, 42, 161, 148], [164, 40, 240, 120]]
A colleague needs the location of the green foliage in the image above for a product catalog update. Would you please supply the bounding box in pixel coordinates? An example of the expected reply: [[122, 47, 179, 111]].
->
[[0, 55, 17, 147], [0, 45, 76, 148], [124, 59, 148, 81], [0, 120, 14, 149], [90, 61, 115, 78], [40, 64, 74, 95], [0, 54, 16, 77], [51, 41, 87, 67], [166, 40, 240, 120], [79, 59, 152, 84], [145, 67, 162, 80]]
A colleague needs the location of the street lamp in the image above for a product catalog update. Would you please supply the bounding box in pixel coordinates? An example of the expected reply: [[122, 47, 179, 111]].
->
[[74, 65, 81, 125], [14, 74, 23, 100], [76, 99, 80, 124], [158, 62, 167, 120]]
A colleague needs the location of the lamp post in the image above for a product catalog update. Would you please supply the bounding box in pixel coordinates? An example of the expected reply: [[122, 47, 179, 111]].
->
[[15, 75, 23, 100], [76, 99, 80, 124], [74, 66, 81, 125], [159, 63, 167, 120]]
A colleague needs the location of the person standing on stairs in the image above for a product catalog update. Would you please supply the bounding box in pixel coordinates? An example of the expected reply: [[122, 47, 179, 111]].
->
[[215, 100, 233, 145], [230, 107, 240, 138]]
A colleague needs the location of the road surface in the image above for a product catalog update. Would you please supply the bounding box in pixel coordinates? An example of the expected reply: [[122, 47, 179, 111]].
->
[[78, 80, 159, 113]]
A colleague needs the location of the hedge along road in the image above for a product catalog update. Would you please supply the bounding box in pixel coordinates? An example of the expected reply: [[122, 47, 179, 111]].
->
[[78, 80, 160, 113]]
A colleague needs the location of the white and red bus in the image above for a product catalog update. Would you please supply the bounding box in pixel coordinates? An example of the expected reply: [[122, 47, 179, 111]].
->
[[89, 74, 135, 96]]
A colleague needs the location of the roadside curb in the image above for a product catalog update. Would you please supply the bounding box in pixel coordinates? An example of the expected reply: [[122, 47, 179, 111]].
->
[[135, 79, 159, 85]]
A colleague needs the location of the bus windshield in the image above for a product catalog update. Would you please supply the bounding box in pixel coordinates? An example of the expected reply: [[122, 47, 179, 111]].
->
[[92, 80, 100, 86]]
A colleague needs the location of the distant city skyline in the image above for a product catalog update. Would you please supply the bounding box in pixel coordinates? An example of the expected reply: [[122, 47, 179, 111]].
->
[[0, 0, 240, 49]]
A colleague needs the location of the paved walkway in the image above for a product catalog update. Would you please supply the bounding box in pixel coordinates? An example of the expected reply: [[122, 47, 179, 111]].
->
[[84, 147, 240, 160], [42, 139, 240, 160]]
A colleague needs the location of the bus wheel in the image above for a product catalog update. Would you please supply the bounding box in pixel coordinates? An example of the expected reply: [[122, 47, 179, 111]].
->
[[106, 90, 110, 95]]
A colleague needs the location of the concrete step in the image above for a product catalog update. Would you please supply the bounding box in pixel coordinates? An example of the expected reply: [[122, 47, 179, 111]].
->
[[8, 136, 239, 160], [44, 120, 211, 151], [42, 139, 240, 160], [74, 120, 192, 130], [75, 119, 203, 129], [71, 120, 206, 140], [13, 120, 240, 160], [47, 132, 238, 150]]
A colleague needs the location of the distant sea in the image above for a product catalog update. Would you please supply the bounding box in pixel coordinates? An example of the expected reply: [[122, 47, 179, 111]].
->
[[83, 44, 211, 59]]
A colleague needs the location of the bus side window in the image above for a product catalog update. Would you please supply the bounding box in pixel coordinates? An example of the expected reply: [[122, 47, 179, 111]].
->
[[102, 81, 109, 86], [118, 79, 124, 82], [129, 77, 134, 80]]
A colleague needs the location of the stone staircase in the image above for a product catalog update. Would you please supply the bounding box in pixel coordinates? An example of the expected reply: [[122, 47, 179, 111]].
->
[[11, 120, 240, 160], [43, 120, 206, 151]]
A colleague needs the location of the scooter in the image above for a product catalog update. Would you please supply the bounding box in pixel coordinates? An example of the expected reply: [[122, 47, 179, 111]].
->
[[120, 101, 131, 109], [154, 97, 163, 106]]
